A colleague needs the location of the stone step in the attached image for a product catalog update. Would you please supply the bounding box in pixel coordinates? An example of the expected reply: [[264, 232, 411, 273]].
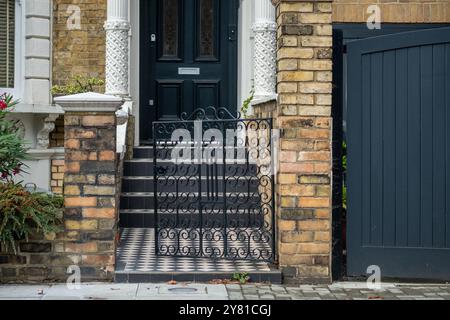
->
[[125, 158, 252, 164], [123, 161, 260, 177], [121, 146, 272, 228], [132, 147, 154, 159], [114, 270, 282, 284], [119, 210, 268, 229], [119, 193, 264, 210], [121, 176, 261, 193], [115, 228, 281, 284], [133, 146, 259, 160]]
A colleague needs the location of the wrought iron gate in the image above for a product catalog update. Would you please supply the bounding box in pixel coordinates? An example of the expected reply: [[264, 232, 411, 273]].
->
[[152, 107, 275, 262]]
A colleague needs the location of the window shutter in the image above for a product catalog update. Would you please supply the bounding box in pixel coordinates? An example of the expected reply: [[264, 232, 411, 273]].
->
[[0, 1, 7, 87], [0, 0, 15, 88]]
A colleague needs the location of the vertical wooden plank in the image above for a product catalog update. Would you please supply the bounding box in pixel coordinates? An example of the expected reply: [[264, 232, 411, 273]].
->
[[407, 46, 421, 247], [420, 45, 433, 248], [346, 41, 364, 274], [370, 52, 383, 246], [446, 43, 450, 248], [395, 48, 408, 247], [432, 44, 447, 248], [382, 50, 396, 246], [361, 54, 372, 246]]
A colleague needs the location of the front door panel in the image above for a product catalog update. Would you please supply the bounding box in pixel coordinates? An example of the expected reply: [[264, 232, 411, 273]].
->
[[140, 0, 238, 141]]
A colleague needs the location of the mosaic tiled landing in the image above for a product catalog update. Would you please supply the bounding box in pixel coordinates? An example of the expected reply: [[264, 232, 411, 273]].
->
[[116, 228, 272, 273]]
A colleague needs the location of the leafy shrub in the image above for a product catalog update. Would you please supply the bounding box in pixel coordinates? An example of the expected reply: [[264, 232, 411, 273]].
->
[[0, 93, 62, 253], [51, 75, 105, 96], [0, 182, 63, 253], [0, 93, 28, 181], [240, 88, 255, 118], [232, 272, 250, 284]]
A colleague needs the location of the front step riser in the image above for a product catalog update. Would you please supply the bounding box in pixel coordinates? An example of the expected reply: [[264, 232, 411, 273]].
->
[[133, 147, 255, 160], [124, 162, 259, 177], [121, 180, 260, 193], [115, 272, 281, 284], [133, 148, 153, 159], [120, 196, 262, 210], [119, 213, 266, 229]]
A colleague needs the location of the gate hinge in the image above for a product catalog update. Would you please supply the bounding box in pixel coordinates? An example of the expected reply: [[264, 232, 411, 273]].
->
[[343, 45, 347, 54]]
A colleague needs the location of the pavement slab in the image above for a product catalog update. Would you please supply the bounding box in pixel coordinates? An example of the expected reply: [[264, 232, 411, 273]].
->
[[0, 282, 449, 300]]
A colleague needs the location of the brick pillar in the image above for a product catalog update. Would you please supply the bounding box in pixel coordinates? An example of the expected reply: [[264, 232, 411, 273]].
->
[[55, 93, 123, 280], [273, 0, 333, 283]]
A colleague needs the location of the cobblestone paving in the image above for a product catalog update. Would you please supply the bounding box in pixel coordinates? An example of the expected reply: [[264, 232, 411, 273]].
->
[[226, 282, 450, 300]]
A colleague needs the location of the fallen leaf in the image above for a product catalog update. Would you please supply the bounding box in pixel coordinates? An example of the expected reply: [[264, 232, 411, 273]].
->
[[168, 280, 177, 285]]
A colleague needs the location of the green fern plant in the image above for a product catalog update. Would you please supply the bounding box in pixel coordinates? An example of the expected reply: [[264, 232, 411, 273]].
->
[[0, 182, 63, 253]]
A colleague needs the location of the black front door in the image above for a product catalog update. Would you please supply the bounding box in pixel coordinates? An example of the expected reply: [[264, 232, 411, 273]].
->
[[140, 0, 238, 141]]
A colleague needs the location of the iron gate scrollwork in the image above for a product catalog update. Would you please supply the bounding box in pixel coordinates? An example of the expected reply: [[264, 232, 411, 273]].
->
[[153, 107, 275, 262]]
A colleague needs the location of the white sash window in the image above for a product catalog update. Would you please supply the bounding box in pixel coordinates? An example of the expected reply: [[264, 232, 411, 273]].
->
[[0, 0, 15, 88], [0, 0, 22, 96]]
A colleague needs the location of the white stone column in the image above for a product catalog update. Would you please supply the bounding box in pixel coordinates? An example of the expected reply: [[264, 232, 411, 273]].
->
[[253, 0, 277, 100], [104, 0, 130, 97]]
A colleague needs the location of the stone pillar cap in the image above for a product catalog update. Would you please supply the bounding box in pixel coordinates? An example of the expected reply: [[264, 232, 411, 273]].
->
[[54, 92, 124, 113]]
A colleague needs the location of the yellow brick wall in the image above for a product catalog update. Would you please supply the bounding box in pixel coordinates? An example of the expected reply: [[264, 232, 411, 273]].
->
[[50, 116, 65, 148], [333, 0, 450, 23], [52, 0, 107, 88], [273, 0, 333, 283], [51, 159, 65, 195]]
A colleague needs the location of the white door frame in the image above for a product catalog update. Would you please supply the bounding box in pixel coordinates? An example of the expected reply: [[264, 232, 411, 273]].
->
[[129, 0, 254, 145]]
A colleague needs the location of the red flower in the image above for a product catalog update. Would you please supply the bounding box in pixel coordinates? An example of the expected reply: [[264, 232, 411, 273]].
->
[[0, 100, 7, 110], [1, 172, 8, 179], [13, 168, 21, 175]]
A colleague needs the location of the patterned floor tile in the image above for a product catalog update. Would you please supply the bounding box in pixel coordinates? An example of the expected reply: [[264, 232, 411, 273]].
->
[[116, 228, 271, 272]]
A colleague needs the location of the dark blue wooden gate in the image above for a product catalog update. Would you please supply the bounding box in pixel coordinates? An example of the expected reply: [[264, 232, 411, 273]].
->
[[347, 27, 450, 280]]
